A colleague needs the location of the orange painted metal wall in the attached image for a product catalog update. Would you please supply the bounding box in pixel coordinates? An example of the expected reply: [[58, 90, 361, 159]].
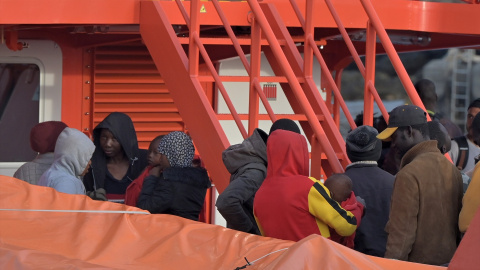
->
[[90, 42, 186, 148], [73, 41, 216, 149], [60, 40, 193, 147], [60, 45, 85, 129]]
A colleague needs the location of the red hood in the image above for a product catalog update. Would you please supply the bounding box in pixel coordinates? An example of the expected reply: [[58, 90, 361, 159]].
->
[[341, 191, 365, 221], [266, 129, 309, 178]]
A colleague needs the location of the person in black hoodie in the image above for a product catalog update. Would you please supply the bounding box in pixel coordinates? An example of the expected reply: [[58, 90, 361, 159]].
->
[[83, 112, 148, 203], [137, 131, 211, 221]]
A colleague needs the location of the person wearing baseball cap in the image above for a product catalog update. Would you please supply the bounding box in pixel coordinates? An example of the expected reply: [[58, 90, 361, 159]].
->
[[379, 104, 463, 265], [377, 104, 428, 141]]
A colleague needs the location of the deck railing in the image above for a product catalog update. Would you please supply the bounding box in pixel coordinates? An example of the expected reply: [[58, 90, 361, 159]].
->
[[140, 0, 444, 190]]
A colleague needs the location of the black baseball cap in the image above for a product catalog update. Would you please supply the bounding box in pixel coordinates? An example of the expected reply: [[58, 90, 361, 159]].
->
[[377, 105, 427, 141]]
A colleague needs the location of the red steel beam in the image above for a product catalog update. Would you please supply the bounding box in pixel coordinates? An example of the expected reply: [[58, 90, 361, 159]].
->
[[140, 1, 231, 192], [249, 0, 345, 174], [248, 19, 262, 135], [1, 0, 480, 40], [360, 0, 426, 114], [363, 21, 376, 127]]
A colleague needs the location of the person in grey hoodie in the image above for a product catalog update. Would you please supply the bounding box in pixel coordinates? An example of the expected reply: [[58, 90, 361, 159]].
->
[[38, 127, 95, 195], [216, 119, 301, 235]]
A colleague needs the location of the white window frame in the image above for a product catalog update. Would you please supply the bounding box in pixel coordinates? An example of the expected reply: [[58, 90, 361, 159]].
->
[[0, 40, 63, 176]]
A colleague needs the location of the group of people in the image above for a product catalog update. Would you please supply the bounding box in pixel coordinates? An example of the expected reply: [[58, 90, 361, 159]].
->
[[217, 118, 387, 256], [12, 84, 480, 266], [14, 112, 211, 221], [217, 91, 480, 266]]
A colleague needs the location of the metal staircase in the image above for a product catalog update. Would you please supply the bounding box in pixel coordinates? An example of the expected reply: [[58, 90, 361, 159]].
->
[[139, 0, 433, 193], [450, 48, 474, 132]]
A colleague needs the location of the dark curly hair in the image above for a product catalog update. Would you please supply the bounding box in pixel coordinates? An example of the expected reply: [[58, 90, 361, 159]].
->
[[468, 98, 480, 110]]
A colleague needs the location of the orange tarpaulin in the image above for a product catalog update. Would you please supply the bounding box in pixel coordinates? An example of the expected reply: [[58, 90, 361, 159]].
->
[[0, 176, 444, 269]]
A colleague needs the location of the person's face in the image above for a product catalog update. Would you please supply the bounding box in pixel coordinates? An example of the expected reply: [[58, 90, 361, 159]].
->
[[467, 107, 480, 137], [157, 153, 170, 170], [391, 127, 415, 159], [80, 160, 92, 177], [99, 129, 123, 158], [147, 138, 162, 167]]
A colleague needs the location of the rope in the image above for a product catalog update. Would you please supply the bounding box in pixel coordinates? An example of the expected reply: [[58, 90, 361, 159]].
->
[[0, 209, 149, 214], [234, 247, 289, 270]]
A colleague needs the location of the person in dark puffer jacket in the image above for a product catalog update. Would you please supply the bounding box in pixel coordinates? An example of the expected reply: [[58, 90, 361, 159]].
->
[[216, 119, 301, 235], [137, 131, 211, 221]]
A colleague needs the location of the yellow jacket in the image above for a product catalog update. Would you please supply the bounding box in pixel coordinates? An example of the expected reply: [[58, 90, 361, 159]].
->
[[459, 162, 480, 233]]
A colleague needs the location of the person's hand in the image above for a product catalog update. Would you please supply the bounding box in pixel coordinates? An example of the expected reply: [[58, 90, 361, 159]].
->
[[149, 166, 162, 177], [356, 196, 366, 208], [356, 196, 367, 217], [87, 188, 107, 201]]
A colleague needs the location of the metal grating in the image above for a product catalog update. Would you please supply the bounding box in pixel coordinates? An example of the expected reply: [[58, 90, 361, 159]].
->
[[92, 42, 185, 149], [262, 83, 277, 100]]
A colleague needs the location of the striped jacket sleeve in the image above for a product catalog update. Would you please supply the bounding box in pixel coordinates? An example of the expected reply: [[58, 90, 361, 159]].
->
[[307, 177, 357, 237]]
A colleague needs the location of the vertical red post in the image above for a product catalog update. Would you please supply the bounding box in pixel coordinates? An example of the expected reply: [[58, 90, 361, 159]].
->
[[189, 0, 200, 76], [304, 0, 314, 78], [82, 48, 94, 138], [248, 18, 262, 135], [333, 68, 343, 128], [363, 21, 376, 127]]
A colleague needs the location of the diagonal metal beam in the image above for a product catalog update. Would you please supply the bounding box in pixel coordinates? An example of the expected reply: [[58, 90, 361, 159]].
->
[[256, 2, 349, 174], [140, 1, 230, 192]]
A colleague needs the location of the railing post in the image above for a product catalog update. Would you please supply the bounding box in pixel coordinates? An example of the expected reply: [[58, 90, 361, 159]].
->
[[363, 20, 376, 127], [248, 0, 344, 173], [248, 18, 262, 135], [333, 68, 343, 128], [189, 0, 200, 76], [360, 0, 425, 113], [310, 134, 323, 180], [304, 0, 314, 78]]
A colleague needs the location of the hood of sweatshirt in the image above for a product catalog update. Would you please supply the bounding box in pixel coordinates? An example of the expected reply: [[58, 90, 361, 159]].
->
[[92, 112, 140, 161], [53, 127, 95, 176], [266, 129, 309, 178], [222, 128, 268, 174]]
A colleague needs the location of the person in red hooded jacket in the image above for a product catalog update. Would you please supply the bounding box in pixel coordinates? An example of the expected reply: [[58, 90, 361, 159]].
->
[[253, 129, 358, 242]]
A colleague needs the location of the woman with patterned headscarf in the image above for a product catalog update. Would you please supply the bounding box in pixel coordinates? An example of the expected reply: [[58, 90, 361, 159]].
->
[[137, 131, 211, 221]]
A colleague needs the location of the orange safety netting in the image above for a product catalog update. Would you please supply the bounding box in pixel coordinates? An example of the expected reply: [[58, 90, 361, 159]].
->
[[0, 175, 445, 269]]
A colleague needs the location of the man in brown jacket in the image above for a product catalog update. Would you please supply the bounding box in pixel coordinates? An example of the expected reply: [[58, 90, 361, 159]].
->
[[377, 105, 463, 266]]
